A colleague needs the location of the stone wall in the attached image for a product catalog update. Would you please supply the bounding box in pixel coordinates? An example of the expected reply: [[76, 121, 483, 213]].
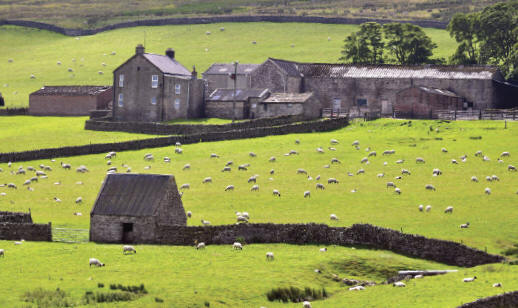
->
[[0, 211, 33, 223], [0, 108, 29, 116], [256, 103, 304, 118], [29, 94, 99, 116], [90, 215, 157, 243], [154, 223, 504, 267], [0, 222, 52, 241], [205, 101, 246, 119], [458, 291, 518, 308]]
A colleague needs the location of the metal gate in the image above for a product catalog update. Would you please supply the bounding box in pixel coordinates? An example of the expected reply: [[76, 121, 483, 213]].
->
[[53, 228, 89, 243]]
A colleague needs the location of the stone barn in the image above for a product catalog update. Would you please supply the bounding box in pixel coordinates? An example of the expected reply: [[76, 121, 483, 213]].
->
[[202, 63, 259, 95], [206, 88, 269, 119], [256, 92, 318, 119], [29, 86, 112, 116], [394, 86, 464, 118], [90, 173, 186, 244]]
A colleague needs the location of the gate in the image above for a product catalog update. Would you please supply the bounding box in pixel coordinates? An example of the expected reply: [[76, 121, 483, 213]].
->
[[53, 228, 89, 243]]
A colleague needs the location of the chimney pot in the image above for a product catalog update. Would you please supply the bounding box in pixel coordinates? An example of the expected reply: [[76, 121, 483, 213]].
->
[[166, 48, 175, 59], [136, 44, 145, 55]]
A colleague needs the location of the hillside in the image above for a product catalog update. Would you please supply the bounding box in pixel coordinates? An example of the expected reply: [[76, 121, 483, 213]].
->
[[0, 0, 501, 29]]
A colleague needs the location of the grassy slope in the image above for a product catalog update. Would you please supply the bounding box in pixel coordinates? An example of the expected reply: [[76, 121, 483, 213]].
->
[[0, 23, 456, 108], [0, 116, 160, 153]]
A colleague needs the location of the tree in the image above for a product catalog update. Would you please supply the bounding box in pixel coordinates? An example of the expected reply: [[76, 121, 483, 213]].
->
[[339, 22, 384, 64], [447, 13, 481, 64], [383, 23, 437, 65]]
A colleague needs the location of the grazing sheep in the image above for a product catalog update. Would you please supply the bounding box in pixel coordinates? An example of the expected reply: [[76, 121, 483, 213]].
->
[[123, 245, 136, 254], [463, 276, 476, 282], [508, 165, 517, 171], [485, 187, 491, 195], [316, 147, 324, 154], [14, 241, 23, 245], [175, 142, 182, 147], [60, 162, 71, 170], [414, 275, 423, 279], [0, 249, 4, 257], [202, 177, 212, 184], [7, 183, 17, 189], [483, 156, 490, 161], [361, 157, 369, 164], [236, 215, 248, 223], [419, 205, 424, 212], [383, 149, 395, 155], [175, 148, 183, 154], [297, 168, 307, 175], [368, 151, 377, 157], [401, 169, 411, 175], [295, 139, 300, 144], [501, 152, 510, 157], [248, 175, 257, 183], [331, 158, 341, 164], [89, 258, 105, 267], [76, 166, 89, 173], [23, 180, 31, 186], [328, 147, 336, 151], [304, 191, 311, 198], [187, 211, 192, 218], [330, 139, 339, 145], [75, 197, 83, 204], [303, 301, 312, 308], [352, 140, 359, 146], [349, 286, 365, 291], [144, 154, 154, 161], [266, 252, 274, 261], [493, 282, 502, 287], [210, 153, 219, 158], [201, 220, 211, 226], [475, 150, 483, 157], [196, 242, 206, 249], [451, 159, 458, 164], [183, 164, 191, 170], [233, 242, 243, 250], [377, 173, 384, 178], [396, 159, 404, 164], [330, 214, 338, 220], [250, 184, 259, 192], [323, 164, 330, 168], [357, 168, 365, 175], [393, 281, 406, 287], [386, 182, 396, 188], [444, 206, 453, 214], [425, 184, 436, 191], [289, 149, 299, 155], [225, 185, 234, 191], [249, 152, 257, 157], [328, 178, 339, 184], [485, 176, 492, 182], [319, 247, 327, 252], [425, 205, 432, 212], [432, 168, 442, 176], [471, 176, 479, 182], [270, 169, 274, 175], [441, 147, 448, 153], [460, 222, 470, 228], [163, 157, 171, 163], [180, 183, 190, 190], [221, 167, 231, 172], [416, 157, 425, 163], [268, 156, 276, 163], [394, 188, 401, 194], [492, 175, 500, 181], [273, 189, 281, 197], [395, 176, 402, 180], [316, 183, 325, 190]]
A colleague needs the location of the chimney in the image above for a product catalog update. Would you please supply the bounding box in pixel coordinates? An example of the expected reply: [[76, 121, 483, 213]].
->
[[191, 65, 197, 79], [136, 44, 145, 55], [165, 48, 175, 59]]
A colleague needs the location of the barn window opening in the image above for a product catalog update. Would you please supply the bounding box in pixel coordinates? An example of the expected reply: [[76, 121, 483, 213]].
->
[[118, 93, 124, 107], [357, 98, 367, 107], [151, 96, 157, 105], [151, 75, 159, 88], [119, 74, 124, 87], [122, 223, 133, 233], [174, 98, 180, 110], [175, 84, 181, 94]]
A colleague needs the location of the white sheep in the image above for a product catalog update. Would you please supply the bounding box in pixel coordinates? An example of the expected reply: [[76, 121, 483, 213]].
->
[[463, 276, 476, 282], [73, 212, 82, 216], [357, 168, 365, 175], [202, 177, 212, 184], [349, 286, 365, 291], [180, 183, 190, 190], [425, 184, 436, 191], [210, 153, 219, 158], [460, 222, 470, 228], [221, 167, 231, 172], [187, 211, 192, 218], [418, 205, 424, 212], [75, 197, 83, 204], [251, 184, 259, 192], [201, 219, 210, 225], [163, 157, 171, 163], [316, 147, 324, 154], [123, 245, 137, 254], [483, 155, 490, 161], [377, 173, 384, 178], [0, 249, 4, 257], [451, 159, 458, 164], [485, 187, 491, 195], [501, 151, 510, 157], [416, 157, 425, 163], [444, 206, 453, 214], [331, 158, 341, 164], [302, 301, 312, 308], [328, 178, 339, 184], [304, 191, 311, 198], [175, 148, 183, 154], [386, 182, 396, 188], [394, 187, 401, 194], [183, 164, 190, 170], [248, 175, 257, 183], [432, 168, 442, 176], [319, 247, 327, 252], [297, 168, 307, 175], [485, 176, 492, 182], [316, 183, 325, 190], [330, 214, 338, 220], [266, 252, 274, 261], [471, 176, 479, 182], [425, 205, 432, 212], [493, 282, 502, 287], [233, 242, 243, 250], [508, 165, 517, 171], [491, 175, 500, 181], [269, 156, 276, 162], [273, 189, 281, 197], [361, 157, 369, 164], [249, 152, 257, 157], [225, 185, 234, 191], [352, 140, 359, 146], [238, 165, 248, 171], [368, 151, 377, 157], [89, 258, 105, 267], [196, 242, 206, 249], [401, 169, 411, 175], [382, 149, 395, 155], [393, 281, 406, 287], [396, 159, 404, 164]]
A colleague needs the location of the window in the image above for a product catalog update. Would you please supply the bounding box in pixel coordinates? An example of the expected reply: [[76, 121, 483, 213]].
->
[[263, 104, 268, 112], [119, 74, 124, 87], [251, 103, 257, 109], [118, 93, 123, 107], [151, 75, 159, 88], [174, 98, 180, 110], [357, 98, 367, 107], [332, 98, 341, 110], [175, 84, 181, 94], [151, 97, 157, 105]]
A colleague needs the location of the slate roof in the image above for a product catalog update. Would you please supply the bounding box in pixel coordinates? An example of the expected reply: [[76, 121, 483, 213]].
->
[[143, 53, 191, 76], [207, 88, 269, 101], [267, 58, 500, 80], [263, 92, 313, 104], [30, 86, 112, 96], [203, 63, 259, 75], [417, 86, 459, 97], [91, 173, 173, 217]]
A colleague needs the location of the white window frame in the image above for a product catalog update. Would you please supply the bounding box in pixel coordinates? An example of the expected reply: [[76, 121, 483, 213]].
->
[[118, 93, 123, 107], [151, 96, 157, 105], [151, 75, 159, 88], [119, 74, 124, 87], [175, 84, 181, 94], [174, 98, 180, 110]]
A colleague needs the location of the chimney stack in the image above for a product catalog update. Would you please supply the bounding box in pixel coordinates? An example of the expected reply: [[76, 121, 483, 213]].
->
[[136, 44, 145, 55], [191, 65, 197, 79], [165, 48, 175, 59]]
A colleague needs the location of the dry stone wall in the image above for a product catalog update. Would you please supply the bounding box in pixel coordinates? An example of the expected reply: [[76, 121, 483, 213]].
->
[[0, 211, 33, 223], [0, 222, 52, 241], [458, 291, 518, 308]]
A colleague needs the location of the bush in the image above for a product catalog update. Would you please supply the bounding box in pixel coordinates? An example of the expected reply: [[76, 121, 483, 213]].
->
[[109, 283, 148, 294], [83, 291, 136, 304], [22, 288, 74, 307], [155, 297, 164, 303], [266, 286, 328, 303], [98, 283, 104, 288]]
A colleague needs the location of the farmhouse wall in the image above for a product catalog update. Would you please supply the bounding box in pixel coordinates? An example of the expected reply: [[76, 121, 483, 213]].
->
[[188, 79, 206, 118], [204, 74, 251, 95], [162, 76, 191, 120], [89, 215, 157, 243], [0, 222, 52, 241], [29, 95, 98, 116], [250, 61, 303, 93], [458, 291, 518, 308], [256, 103, 304, 118]]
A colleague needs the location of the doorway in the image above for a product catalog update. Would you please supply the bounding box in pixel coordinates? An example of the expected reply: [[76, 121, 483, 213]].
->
[[122, 222, 134, 243]]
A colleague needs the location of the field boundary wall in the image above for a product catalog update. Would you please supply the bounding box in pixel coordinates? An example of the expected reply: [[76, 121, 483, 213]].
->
[[458, 291, 518, 307], [0, 117, 348, 163], [0, 16, 448, 36], [153, 223, 504, 267], [0, 222, 52, 241], [0, 108, 29, 116], [85, 115, 306, 135]]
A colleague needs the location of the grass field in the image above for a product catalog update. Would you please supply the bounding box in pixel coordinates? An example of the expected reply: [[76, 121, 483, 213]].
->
[[0, 118, 517, 307], [0, 22, 456, 108]]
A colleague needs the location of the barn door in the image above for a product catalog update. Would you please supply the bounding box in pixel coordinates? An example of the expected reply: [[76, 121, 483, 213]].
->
[[122, 223, 134, 243], [381, 99, 391, 115]]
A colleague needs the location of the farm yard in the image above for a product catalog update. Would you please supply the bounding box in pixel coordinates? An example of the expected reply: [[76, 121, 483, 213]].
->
[[0, 22, 456, 108], [0, 118, 517, 307]]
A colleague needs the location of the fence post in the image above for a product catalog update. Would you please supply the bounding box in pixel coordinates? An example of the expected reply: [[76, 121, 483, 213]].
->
[[479, 109, 482, 120]]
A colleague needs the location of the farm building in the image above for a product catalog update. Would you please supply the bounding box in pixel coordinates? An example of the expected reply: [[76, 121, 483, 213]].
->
[[395, 86, 464, 118], [29, 86, 112, 116], [249, 58, 505, 116], [206, 88, 269, 119], [256, 92, 319, 118], [202, 63, 259, 95], [112, 45, 205, 122], [90, 173, 187, 244]]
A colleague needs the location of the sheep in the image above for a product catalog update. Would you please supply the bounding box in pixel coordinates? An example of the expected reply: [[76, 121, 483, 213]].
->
[[316, 147, 324, 154], [175, 142, 182, 147], [324, 164, 330, 168], [289, 149, 299, 155], [202, 177, 212, 184], [180, 183, 190, 190], [247, 175, 257, 183], [201, 220, 211, 226], [303, 301, 312, 308], [432, 168, 442, 176], [330, 214, 338, 220], [89, 258, 105, 267], [269, 156, 276, 162], [249, 152, 257, 157], [175, 148, 183, 154], [316, 183, 325, 190], [471, 176, 479, 182], [393, 281, 406, 287], [485, 187, 491, 195], [382, 149, 395, 155], [357, 168, 365, 175], [225, 185, 234, 192], [416, 157, 426, 163], [237, 165, 247, 171], [270, 169, 274, 175], [196, 242, 206, 249], [386, 182, 396, 188], [483, 155, 490, 161], [327, 178, 339, 184], [460, 222, 470, 228], [414, 275, 423, 279], [501, 152, 510, 157], [463, 276, 476, 282], [225, 161, 234, 167], [221, 167, 231, 172], [273, 189, 281, 197], [493, 282, 502, 287], [491, 175, 500, 181], [0, 249, 4, 257], [441, 148, 448, 153], [123, 245, 137, 254], [251, 184, 259, 192], [187, 211, 192, 218], [319, 247, 327, 252], [352, 140, 360, 146], [266, 252, 274, 261], [14, 241, 23, 245], [16, 168, 26, 175], [401, 169, 411, 175], [54, 197, 62, 202], [485, 176, 492, 182], [328, 147, 336, 151], [377, 173, 384, 178], [331, 158, 341, 164], [23, 180, 31, 186], [43, 166, 52, 171], [76, 166, 89, 173], [419, 205, 424, 212], [451, 159, 458, 164], [368, 151, 377, 157], [425, 184, 436, 191], [7, 183, 17, 189], [349, 286, 365, 291], [297, 168, 307, 175], [361, 157, 369, 164], [330, 139, 339, 145], [508, 165, 517, 171], [75, 197, 83, 204], [183, 164, 191, 170], [210, 153, 219, 158], [396, 159, 404, 164], [394, 188, 401, 194], [304, 191, 311, 198], [425, 205, 432, 212], [236, 215, 248, 223], [444, 206, 453, 214], [233, 242, 243, 250], [395, 176, 402, 180], [30, 74, 36, 79], [163, 157, 171, 163]]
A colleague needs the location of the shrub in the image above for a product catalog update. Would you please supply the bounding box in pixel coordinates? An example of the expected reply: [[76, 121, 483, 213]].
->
[[109, 283, 148, 294], [98, 283, 104, 288], [235, 236, 246, 244], [83, 291, 136, 304], [469, 136, 482, 140], [155, 297, 164, 303], [266, 286, 328, 303], [22, 288, 74, 307]]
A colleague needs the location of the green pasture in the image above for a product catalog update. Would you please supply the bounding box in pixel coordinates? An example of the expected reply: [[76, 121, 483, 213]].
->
[[0, 23, 456, 108]]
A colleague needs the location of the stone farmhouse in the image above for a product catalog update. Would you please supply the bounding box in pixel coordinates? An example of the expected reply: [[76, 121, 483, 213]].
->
[[112, 45, 204, 122], [90, 173, 186, 244], [29, 86, 112, 116]]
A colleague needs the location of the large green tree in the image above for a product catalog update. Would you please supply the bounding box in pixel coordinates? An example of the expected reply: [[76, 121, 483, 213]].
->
[[447, 12, 481, 64], [339, 22, 384, 64], [383, 23, 438, 65]]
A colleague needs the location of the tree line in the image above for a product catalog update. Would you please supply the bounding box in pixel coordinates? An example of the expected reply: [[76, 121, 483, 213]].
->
[[340, 0, 518, 79]]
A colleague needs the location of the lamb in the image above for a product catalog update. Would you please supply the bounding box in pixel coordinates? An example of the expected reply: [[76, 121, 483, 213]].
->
[[425, 184, 436, 191], [236, 215, 248, 223], [268, 156, 276, 163], [266, 252, 274, 261], [303, 301, 312, 308], [432, 168, 442, 176], [463, 276, 476, 282], [0, 249, 3, 257], [23, 180, 31, 186], [89, 258, 105, 267], [316, 147, 324, 154], [441, 148, 448, 153], [210, 153, 219, 158], [123, 245, 137, 254], [330, 214, 338, 220], [483, 155, 490, 161], [272, 189, 281, 197], [297, 168, 307, 175], [175, 148, 183, 154], [180, 183, 190, 190], [225, 185, 235, 191], [316, 183, 325, 190], [202, 177, 212, 184], [328, 178, 339, 184], [304, 191, 311, 198], [425, 205, 432, 212], [377, 173, 384, 178], [460, 222, 470, 228], [508, 165, 517, 171], [471, 176, 479, 182], [201, 220, 211, 226], [395, 176, 402, 180], [196, 242, 206, 249], [393, 281, 406, 287], [382, 149, 395, 155], [491, 175, 500, 181], [416, 157, 425, 163], [233, 242, 243, 250], [394, 187, 402, 194], [444, 206, 453, 214], [485, 187, 491, 195], [250, 184, 259, 192]]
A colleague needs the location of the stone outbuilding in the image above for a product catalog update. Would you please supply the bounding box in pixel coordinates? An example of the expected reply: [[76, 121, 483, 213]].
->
[[29, 86, 112, 116], [394, 86, 464, 118], [256, 92, 318, 118], [112, 45, 205, 122], [205, 88, 269, 119], [90, 173, 187, 244], [202, 63, 259, 95]]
